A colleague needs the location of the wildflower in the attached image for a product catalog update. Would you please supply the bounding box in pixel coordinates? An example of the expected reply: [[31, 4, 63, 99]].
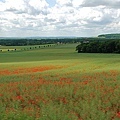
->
[[116, 112, 120, 118], [16, 95, 23, 100]]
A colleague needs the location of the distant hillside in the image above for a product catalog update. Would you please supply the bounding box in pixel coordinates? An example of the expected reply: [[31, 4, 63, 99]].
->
[[98, 33, 120, 39]]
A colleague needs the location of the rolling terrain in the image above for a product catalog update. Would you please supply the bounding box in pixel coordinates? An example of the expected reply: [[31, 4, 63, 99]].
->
[[0, 43, 120, 120]]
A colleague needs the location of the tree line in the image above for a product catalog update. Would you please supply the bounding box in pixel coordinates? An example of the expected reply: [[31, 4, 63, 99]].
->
[[76, 40, 120, 53], [0, 37, 107, 46], [98, 33, 120, 39], [0, 38, 79, 46]]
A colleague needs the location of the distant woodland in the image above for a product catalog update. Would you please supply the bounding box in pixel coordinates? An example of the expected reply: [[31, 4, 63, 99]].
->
[[0, 38, 82, 46], [98, 33, 120, 39], [0, 36, 120, 46], [76, 33, 120, 53], [76, 40, 120, 53]]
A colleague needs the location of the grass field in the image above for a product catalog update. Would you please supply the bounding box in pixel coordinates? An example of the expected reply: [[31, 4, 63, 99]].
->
[[0, 43, 120, 120], [0, 44, 55, 52]]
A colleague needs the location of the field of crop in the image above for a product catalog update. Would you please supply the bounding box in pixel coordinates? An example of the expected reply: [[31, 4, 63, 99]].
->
[[0, 44, 55, 52], [0, 43, 120, 120]]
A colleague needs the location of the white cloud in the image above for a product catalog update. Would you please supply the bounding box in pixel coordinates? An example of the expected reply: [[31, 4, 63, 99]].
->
[[0, 0, 120, 37], [56, 0, 73, 6], [72, 0, 84, 7]]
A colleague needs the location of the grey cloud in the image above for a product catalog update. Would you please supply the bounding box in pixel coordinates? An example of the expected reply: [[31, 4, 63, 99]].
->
[[81, 0, 120, 9], [83, 15, 115, 30], [44, 17, 56, 22], [10, 19, 19, 25], [58, 17, 66, 24], [81, 0, 106, 7], [57, 0, 73, 7], [5, 7, 18, 12], [92, 15, 113, 25], [64, 2, 73, 7]]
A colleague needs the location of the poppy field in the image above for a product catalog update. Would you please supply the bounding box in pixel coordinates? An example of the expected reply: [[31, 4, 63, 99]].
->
[[0, 44, 120, 120]]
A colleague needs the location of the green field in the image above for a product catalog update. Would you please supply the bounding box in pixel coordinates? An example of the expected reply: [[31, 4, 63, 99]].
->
[[0, 44, 55, 52], [0, 43, 120, 120]]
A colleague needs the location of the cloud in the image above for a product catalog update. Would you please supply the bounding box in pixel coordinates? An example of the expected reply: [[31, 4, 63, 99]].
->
[[56, 0, 73, 7], [81, 0, 120, 9], [3, 0, 50, 15], [0, 0, 120, 37]]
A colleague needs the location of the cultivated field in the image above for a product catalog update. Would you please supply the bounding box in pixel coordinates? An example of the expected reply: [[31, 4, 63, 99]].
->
[[0, 44, 120, 120]]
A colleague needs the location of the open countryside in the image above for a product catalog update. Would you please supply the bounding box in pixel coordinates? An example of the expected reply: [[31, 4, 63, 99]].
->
[[0, 0, 120, 119], [0, 43, 120, 120]]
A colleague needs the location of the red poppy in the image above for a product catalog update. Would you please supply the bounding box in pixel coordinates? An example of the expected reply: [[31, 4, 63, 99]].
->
[[116, 112, 120, 118], [16, 95, 23, 100]]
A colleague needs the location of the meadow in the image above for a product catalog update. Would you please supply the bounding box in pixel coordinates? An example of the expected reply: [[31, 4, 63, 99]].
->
[[0, 43, 120, 120]]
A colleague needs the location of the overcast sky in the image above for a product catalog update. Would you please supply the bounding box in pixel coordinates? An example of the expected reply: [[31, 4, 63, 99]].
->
[[0, 0, 120, 37]]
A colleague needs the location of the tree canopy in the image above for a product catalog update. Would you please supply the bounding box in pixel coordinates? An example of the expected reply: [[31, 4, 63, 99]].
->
[[98, 33, 120, 39], [76, 40, 120, 53]]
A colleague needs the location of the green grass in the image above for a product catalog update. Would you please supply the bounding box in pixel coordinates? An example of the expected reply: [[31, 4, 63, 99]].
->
[[0, 44, 55, 52], [0, 43, 120, 120]]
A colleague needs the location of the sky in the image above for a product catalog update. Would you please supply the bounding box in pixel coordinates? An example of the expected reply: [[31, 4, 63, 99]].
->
[[0, 0, 120, 37]]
